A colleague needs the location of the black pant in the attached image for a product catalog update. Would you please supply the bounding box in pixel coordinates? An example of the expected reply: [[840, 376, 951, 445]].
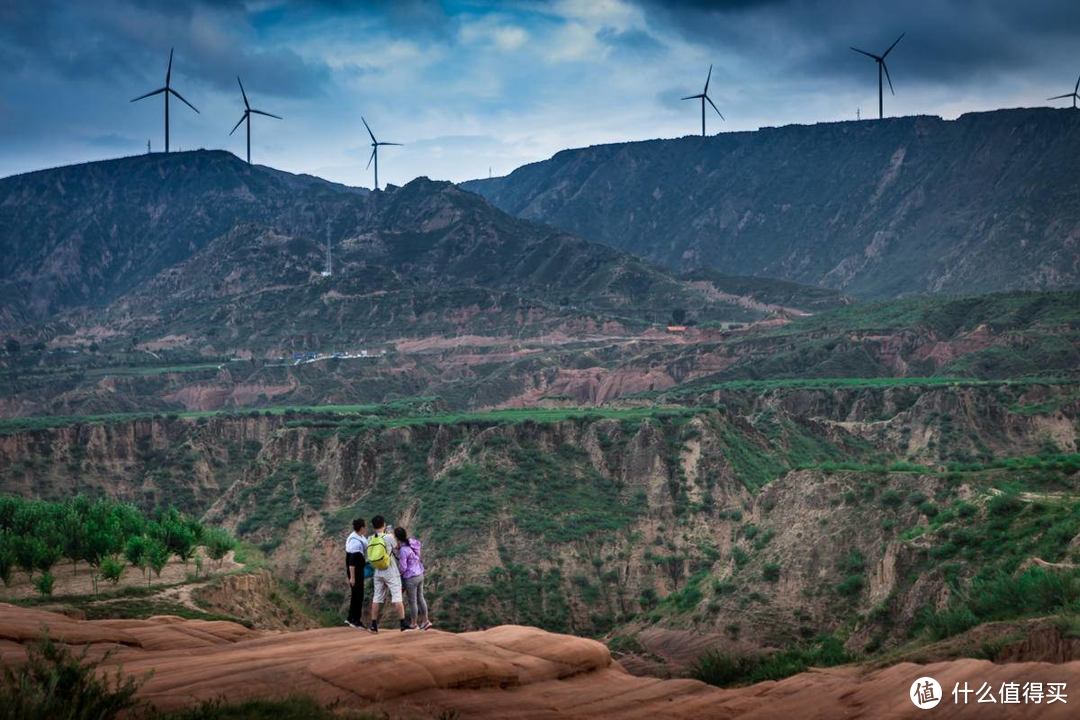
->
[[347, 572, 365, 624]]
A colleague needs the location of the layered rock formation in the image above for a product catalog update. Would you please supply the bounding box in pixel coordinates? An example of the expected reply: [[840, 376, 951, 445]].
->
[[0, 605, 1076, 719]]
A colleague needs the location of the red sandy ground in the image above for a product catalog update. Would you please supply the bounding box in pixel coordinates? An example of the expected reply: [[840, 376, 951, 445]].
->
[[0, 604, 1076, 719]]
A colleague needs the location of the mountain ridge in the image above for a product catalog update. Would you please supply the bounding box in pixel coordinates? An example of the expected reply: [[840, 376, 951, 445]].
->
[[462, 106, 1080, 298]]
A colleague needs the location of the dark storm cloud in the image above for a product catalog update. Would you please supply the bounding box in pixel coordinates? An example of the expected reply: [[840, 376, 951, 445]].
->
[[631, 0, 1080, 86], [0, 0, 330, 98], [4, 0, 1080, 184]]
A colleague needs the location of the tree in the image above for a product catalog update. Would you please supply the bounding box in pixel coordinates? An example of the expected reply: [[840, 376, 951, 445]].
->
[[60, 506, 86, 575], [124, 536, 148, 576], [101, 556, 125, 585], [0, 535, 14, 587], [146, 539, 170, 583], [3, 338, 20, 354], [203, 528, 236, 570], [33, 542, 61, 577], [14, 536, 41, 580], [82, 506, 121, 595], [671, 308, 687, 326]]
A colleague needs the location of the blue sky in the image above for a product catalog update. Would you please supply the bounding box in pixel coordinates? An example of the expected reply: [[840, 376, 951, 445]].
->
[[2, 0, 1080, 187]]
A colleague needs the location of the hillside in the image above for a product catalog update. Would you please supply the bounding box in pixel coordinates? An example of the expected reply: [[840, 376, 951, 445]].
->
[[0, 152, 841, 345], [95, 176, 739, 347], [0, 151, 367, 327], [0, 289, 1074, 417], [463, 107, 1080, 297], [3, 605, 1078, 718], [3, 381, 1076, 657]]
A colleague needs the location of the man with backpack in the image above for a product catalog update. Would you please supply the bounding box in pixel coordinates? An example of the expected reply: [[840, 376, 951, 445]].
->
[[366, 515, 410, 632], [345, 518, 368, 629]]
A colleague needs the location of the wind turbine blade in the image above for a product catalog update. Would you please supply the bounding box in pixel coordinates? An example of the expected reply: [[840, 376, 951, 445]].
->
[[229, 113, 247, 136], [131, 87, 166, 102], [169, 87, 200, 113], [882, 61, 895, 95], [361, 116, 377, 143], [850, 47, 879, 60], [166, 48, 173, 85], [380, 142, 403, 146], [706, 95, 724, 120], [366, 148, 376, 170], [1048, 93, 1073, 100], [237, 76, 249, 109], [882, 32, 905, 58], [681, 94, 702, 100], [704, 64, 712, 94], [1074, 73, 1080, 94], [250, 109, 282, 119]]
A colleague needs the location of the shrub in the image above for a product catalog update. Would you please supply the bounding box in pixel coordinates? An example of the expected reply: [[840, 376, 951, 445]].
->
[[101, 556, 125, 585], [33, 572, 54, 598], [733, 547, 749, 567], [836, 574, 864, 597], [691, 636, 849, 688], [762, 562, 781, 582], [0, 635, 144, 720], [880, 490, 903, 508]]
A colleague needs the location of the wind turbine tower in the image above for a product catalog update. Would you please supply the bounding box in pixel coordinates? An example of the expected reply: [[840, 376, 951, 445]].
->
[[682, 64, 724, 136], [229, 77, 282, 164], [362, 116, 402, 191], [130, 48, 199, 152], [1048, 74, 1080, 108], [850, 33, 904, 119]]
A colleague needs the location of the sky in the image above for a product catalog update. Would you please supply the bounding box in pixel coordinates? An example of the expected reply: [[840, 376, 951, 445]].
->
[[2, 0, 1080, 187]]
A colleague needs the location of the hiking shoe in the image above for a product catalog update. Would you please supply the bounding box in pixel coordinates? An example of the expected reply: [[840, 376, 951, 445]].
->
[[400, 620, 413, 632], [345, 621, 358, 629], [369, 621, 379, 633], [419, 621, 433, 630]]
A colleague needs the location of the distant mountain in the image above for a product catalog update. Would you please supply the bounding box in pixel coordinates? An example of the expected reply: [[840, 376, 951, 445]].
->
[[0, 151, 366, 327], [462, 108, 1080, 298], [1, 152, 842, 348], [97, 176, 723, 351]]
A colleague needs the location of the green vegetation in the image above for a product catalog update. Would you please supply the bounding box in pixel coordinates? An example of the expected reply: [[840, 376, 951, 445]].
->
[[0, 402, 695, 436], [664, 375, 1072, 400], [0, 495, 237, 595], [161, 697, 380, 720], [690, 635, 850, 687], [235, 461, 326, 542], [0, 631, 376, 720], [913, 487, 1080, 640], [0, 635, 144, 720]]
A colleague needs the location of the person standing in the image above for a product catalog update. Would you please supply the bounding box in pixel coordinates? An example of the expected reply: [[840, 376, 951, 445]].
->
[[395, 526, 431, 630], [367, 515, 409, 632], [345, 518, 368, 628]]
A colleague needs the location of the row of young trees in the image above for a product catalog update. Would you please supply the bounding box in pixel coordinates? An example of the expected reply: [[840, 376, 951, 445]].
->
[[0, 495, 237, 596]]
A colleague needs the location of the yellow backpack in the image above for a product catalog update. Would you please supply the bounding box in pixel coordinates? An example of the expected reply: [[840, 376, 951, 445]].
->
[[366, 534, 391, 570]]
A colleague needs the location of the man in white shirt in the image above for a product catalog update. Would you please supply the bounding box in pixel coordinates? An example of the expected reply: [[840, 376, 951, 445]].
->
[[345, 518, 368, 628], [368, 515, 409, 632]]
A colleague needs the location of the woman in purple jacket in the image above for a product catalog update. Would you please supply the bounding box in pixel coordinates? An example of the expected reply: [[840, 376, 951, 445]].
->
[[394, 526, 431, 630]]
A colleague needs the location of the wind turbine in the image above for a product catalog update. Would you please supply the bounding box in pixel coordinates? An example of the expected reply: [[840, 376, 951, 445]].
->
[[850, 33, 904, 120], [362, 117, 401, 191], [682, 64, 724, 136], [229, 76, 282, 164], [130, 48, 199, 153], [1048, 73, 1080, 109]]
